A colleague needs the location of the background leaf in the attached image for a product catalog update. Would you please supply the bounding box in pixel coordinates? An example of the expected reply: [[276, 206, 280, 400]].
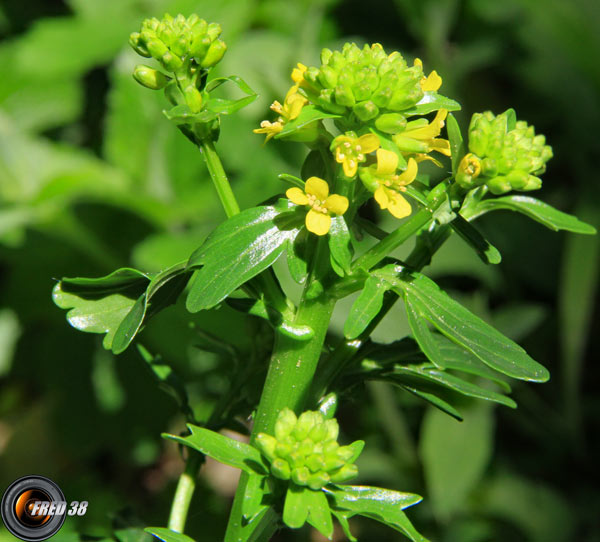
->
[[420, 403, 494, 521]]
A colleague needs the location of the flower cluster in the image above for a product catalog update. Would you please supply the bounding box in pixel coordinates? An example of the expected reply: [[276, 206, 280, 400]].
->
[[457, 110, 553, 194], [255, 43, 457, 228], [255, 409, 363, 490], [130, 13, 226, 71], [300, 43, 434, 121], [129, 14, 226, 113]]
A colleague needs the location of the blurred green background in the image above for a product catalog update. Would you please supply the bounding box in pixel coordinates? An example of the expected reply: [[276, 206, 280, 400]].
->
[[1, 0, 599, 540]]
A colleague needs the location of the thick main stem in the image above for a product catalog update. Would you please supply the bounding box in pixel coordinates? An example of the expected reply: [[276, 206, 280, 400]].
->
[[225, 239, 336, 541]]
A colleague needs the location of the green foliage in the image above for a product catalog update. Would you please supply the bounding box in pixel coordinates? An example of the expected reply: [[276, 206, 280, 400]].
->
[[186, 201, 302, 312], [2, 1, 599, 542]]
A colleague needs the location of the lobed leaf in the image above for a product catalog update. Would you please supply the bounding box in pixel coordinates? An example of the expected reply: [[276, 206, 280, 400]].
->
[[52, 268, 150, 350], [377, 266, 550, 382], [405, 298, 446, 369], [328, 215, 353, 277], [326, 485, 427, 542], [186, 201, 303, 312], [450, 213, 502, 265], [387, 366, 517, 409], [473, 196, 596, 234], [163, 424, 268, 475], [344, 276, 389, 340]]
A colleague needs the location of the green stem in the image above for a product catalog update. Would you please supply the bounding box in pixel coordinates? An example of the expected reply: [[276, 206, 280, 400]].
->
[[352, 208, 433, 271], [167, 452, 203, 533], [199, 139, 291, 317], [352, 180, 450, 272], [225, 238, 336, 541], [315, 222, 453, 399], [200, 139, 241, 218]]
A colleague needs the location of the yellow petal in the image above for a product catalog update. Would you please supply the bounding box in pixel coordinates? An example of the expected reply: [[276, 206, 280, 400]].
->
[[287, 95, 306, 120], [430, 138, 451, 156], [286, 187, 309, 205], [270, 100, 283, 115], [375, 148, 399, 176], [343, 158, 357, 177], [422, 70, 442, 92], [305, 177, 329, 200], [253, 120, 283, 142], [388, 192, 412, 218], [374, 186, 390, 210], [413, 58, 423, 69], [325, 194, 349, 215], [403, 109, 447, 140], [306, 209, 331, 236], [397, 158, 418, 185], [414, 153, 443, 167], [357, 133, 380, 154], [291, 63, 307, 84]]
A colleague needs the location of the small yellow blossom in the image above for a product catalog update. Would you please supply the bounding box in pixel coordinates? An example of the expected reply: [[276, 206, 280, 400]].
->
[[332, 133, 380, 178], [253, 120, 284, 142], [456, 152, 482, 188], [271, 85, 307, 122], [286, 177, 349, 236], [254, 84, 308, 143], [291, 63, 307, 85], [414, 58, 443, 92], [393, 108, 451, 160], [360, 149, 418, 219]]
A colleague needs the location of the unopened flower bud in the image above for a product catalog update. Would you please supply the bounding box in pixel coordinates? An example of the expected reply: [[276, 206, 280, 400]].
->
[[330, 464, 358, 483], [271, 458, 291, 480], [275, 408, 297, 440], [183, 85, 203, 112], [455, 153, 482, 188], [201, 39, 227, 68], [375, 113, 407, 134], [353, 100, 379, 121], [133, 65, 170, 90], [307, 471, 330, 490]]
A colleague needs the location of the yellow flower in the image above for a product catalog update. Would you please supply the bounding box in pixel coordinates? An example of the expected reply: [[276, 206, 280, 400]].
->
[[360, 149, 418, 219], [253, 119, 284, 142], [254, 84, 308, 143], [271, 85, 307, 122], [286, 177, 349, 236], [455, 152, 482, 188], [332, 133, 380, 178], [393, 108, 451, 160], [291, 63, 307, 85], [414, 58, 443, 92]]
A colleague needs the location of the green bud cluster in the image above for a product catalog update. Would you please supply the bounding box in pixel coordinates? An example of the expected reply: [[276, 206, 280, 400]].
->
[[129, 13, 226, 72], [255, 408, 363, 490], [458, 110, 553, 194], [129, 14, 227, 114], [302, 43, 424, 122]]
